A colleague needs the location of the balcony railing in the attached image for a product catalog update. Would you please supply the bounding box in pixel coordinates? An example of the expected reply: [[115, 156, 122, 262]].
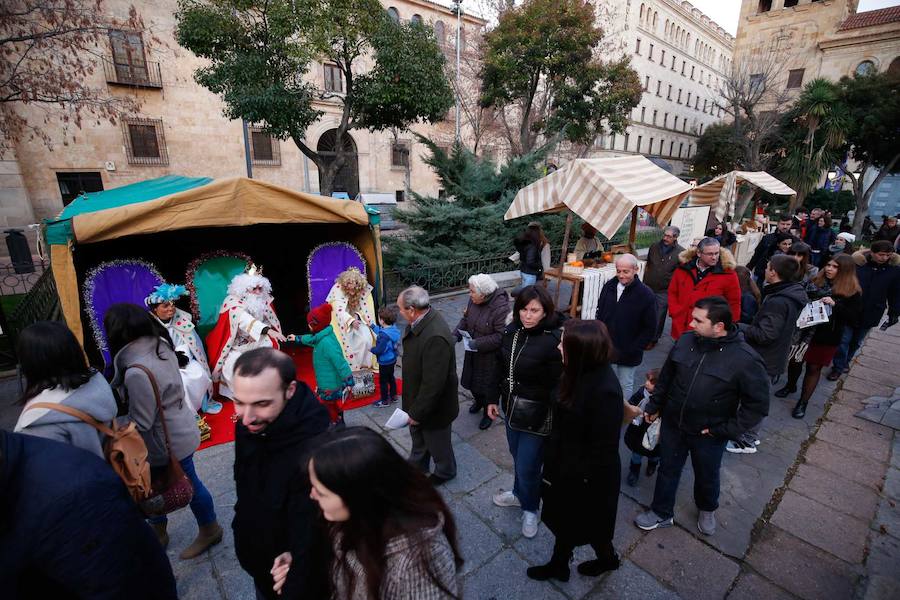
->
[[103, 58, 162, 89]]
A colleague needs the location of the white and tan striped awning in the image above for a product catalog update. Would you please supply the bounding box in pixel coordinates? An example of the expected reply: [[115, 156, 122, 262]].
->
[[688, 171, 795, 222], [504, 155, 693, 238]]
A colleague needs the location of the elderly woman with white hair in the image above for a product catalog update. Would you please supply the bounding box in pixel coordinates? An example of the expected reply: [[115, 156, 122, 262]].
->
[[454, 273, 511, 430]]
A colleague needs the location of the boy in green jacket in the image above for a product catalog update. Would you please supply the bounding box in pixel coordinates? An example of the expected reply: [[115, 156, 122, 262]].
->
[[291, 303, 353, 426]]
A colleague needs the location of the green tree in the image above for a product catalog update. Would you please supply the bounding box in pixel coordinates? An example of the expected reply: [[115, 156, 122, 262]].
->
[[175, 0, 453, 196], [386, 137, 562, 267], [775, 79, 847, 209], [692, 123, 744, 181], [479, 0, 641, 156], [839, 72, 900, 237]]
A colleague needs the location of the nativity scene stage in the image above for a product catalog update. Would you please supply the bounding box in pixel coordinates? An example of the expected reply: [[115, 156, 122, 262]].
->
[[44, 175, 397, 448]]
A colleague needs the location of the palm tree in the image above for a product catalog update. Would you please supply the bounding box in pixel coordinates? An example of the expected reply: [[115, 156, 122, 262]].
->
[[779, 79, 848, 209]]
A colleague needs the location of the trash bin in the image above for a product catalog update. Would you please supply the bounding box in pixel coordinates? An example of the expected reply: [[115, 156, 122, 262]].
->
[[5, 229, 35, 274]]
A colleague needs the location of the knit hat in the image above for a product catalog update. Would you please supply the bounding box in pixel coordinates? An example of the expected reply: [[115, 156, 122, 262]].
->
[[837, 232, 856, 243], [307, 303, 333, 333]]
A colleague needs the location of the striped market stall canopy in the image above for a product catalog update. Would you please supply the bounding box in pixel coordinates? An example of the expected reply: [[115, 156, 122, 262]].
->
[[504, 155, 693, 238], [688, 171, 795, 222]]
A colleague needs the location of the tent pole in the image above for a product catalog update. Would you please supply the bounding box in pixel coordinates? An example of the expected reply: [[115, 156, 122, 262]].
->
[[556, 212, 573, 306], [629, 206, 638, 250]]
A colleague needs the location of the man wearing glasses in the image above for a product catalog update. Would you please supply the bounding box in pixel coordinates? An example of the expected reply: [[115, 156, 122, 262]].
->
[[667, 237, 741, 339]]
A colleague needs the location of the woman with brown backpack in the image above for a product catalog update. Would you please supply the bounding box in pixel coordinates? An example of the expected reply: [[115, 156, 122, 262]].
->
[[105, 303, 222, 559]]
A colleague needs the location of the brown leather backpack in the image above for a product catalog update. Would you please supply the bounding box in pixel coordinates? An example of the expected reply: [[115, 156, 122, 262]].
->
[[25, 402, 152, 503]]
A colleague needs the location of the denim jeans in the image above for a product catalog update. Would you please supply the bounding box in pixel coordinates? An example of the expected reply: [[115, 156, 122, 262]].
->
[[520, 272, 538, 288], [653, 290, 669, 342], [611, 364, 636, 400], [379, 362, 397, 401], [831, 326, 872, 372], [505, 424, 545, 512], [650, 418, 727, 520], [147, 454, 217, 526], [630, 451, 659, 466]]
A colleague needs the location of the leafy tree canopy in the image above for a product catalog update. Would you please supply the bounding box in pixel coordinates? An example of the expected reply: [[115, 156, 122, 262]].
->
[[692, 123, 744, 181], [480, 0, 641, 155], [175, 0, 453, 195]]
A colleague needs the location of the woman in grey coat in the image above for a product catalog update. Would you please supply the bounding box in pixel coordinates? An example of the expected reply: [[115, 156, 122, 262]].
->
[[105, 303, 222, 560], [14, 321, 117, 458], [454, 273, 510, 430], [272, 427, 462, 599]]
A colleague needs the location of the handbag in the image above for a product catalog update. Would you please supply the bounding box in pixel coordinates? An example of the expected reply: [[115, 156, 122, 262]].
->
[[129, 364, 195, 517], [624, 419, 660, 457], [507, 394, 553, 436], [642, 418, 662, 452]]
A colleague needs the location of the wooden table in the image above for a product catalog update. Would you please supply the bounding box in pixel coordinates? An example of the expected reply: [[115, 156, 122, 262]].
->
[[542, 267, 585, 317]]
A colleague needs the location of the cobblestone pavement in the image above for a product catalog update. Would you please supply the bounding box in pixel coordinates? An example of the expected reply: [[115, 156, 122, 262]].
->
[[3, 284, 898, 599]]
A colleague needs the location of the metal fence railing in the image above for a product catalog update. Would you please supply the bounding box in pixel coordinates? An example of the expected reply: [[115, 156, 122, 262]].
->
[[0, 262, 61, 370]]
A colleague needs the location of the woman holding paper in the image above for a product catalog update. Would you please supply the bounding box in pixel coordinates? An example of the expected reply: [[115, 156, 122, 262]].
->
[[775, 255, 861, 418], [454, 274, 510, 431], [487, 285, 564, 539]]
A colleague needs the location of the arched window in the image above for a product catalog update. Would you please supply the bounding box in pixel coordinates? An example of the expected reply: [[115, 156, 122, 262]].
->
[[411, 14, 423, 26], [434, 20, 445, 44], [387, 7, 399, 23], [888, 56, 900, 77], [652, 12, 658, 29], [856, 60, 875, 76], [640, 4, 645, 22], [665, 19, 670, 37]]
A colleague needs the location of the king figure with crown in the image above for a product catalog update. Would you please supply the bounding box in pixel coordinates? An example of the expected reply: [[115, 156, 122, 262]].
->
[[205, 265, 286, 399]]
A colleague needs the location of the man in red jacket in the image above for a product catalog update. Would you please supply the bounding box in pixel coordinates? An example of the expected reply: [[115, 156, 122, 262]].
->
[[668, 237, 741, 339]]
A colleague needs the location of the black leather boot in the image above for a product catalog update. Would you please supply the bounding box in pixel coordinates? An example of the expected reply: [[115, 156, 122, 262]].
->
[[792, 399, 808, 419], [579, 543, 620, 576], [526, 547, 571, 582], [774, 385, 796, 398]]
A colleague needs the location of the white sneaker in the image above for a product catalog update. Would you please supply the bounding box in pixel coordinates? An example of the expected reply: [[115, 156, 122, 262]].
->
[[492, 490, 520, 508], [522, 511, 539, 538]]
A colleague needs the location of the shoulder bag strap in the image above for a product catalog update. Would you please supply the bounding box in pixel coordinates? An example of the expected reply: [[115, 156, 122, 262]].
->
[[128, 363, 176, 458], [26, 402, 115, 437]]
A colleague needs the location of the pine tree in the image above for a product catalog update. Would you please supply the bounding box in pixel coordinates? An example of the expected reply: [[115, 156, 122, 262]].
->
[[384, 136, 569, 269]]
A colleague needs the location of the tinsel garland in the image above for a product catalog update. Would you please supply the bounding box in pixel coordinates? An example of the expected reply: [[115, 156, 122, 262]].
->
[[306, 242, 366, 307], [82, 259, 164, 356], [184, 250, 252, 322]]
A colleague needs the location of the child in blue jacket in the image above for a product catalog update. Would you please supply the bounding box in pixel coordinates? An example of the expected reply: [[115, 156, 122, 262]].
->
[[370, 305, 401, 407]]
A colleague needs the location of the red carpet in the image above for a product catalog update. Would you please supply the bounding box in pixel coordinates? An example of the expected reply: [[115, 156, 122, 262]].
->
[[199, 345, 401, 450]]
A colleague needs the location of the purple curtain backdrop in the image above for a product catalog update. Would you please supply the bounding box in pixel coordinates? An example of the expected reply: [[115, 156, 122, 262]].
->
[[308, 243, 365, 308], [85, 262, 162, 368]]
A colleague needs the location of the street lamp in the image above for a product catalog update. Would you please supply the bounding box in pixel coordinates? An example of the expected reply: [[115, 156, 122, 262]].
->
[[453, 0, 462, 143]]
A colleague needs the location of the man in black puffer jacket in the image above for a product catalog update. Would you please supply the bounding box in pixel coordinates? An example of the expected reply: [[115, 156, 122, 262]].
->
[[634, 296, 769, 538], [231, 348, 330, 600], [739, 255, 808, 379]]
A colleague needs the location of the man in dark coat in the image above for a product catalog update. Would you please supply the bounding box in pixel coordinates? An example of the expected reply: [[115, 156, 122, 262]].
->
[[738, 255, 808, 379], [829, 241, 900, 379], [398, 285, 460, 485], [0, 431, 177, 600], [595, 253, 658, 398], [635, 296, 770, 537], [731, 255, 807, 453], [454, 274, 510, 430], [644, 226, 685, 346], [231, 348, 330, 600], [747, 215, 795, 281]]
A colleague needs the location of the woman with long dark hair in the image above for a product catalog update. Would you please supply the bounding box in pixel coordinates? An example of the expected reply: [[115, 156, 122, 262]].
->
[[486, 284, 564, 539], [774, 255, 861, 417], [735, 266, 760, 324], [787, 241, 819, 284], [104, 303, 222, 558], [513, 226, 545, 288], [279, 427, 462, 599], [806, 216, 836, 267], [13, 321, 117, 458], [526, 319, 623, 582]]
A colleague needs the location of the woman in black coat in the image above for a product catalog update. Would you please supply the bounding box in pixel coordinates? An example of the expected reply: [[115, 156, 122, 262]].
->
[[526, 319, 623, 583], [487, 285, 564, 540], [455, 274, 511, 430]]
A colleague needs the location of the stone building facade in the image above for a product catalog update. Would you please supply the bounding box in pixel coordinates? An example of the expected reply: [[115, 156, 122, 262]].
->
[[733, 0, 900, 99], [0, 0, 484, 237], [579, 0, 734, 176]]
